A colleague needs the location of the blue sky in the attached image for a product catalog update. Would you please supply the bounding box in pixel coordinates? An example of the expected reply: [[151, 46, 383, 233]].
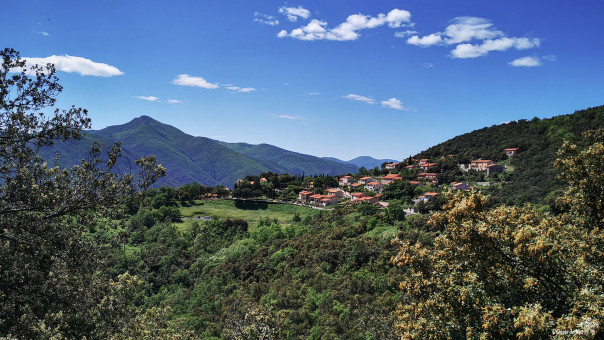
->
[[3, 0, 604, 160]]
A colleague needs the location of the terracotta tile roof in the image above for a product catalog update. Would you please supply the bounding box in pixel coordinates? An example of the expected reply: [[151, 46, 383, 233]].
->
[[299, 190, 313, 195], [359, 176, 373, 180], [504, 148, 520, 151], [326, 188, 340, 193], [424, 192, 439, 196], [367, 181, 381, 185]]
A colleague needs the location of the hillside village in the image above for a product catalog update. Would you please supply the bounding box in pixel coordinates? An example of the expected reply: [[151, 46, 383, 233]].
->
[[233, 147, 520, 213]]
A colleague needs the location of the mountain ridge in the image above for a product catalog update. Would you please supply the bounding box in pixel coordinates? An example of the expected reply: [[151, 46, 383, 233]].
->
[[322, 156, 399, 169], [39, 116, 361, 188]]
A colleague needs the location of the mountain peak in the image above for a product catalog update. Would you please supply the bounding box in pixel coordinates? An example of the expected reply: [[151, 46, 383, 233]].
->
[[130, 115, 160, 125]]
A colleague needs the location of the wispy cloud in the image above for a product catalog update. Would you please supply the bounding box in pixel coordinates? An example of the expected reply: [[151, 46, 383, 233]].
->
[[406, 17, 540, 59], [254, 12, 280, 26], [172, 74, 219, 89], [278, 6, 311, 22], [307, 92, 320, 96], [168, 99, 183, 104], [23, 55, 123, 77], [276, 114, 307, 120], [394, 30, 417, 38], [343, 93, 376, 104], [278, 8, 412, 41], [34, 31, 49, 36], [381, 98, 407, 110], [172, 74, 256, 94], [225, 86, 256, 93], [133, 96, 160, 102], [422, 62, 434, 68]]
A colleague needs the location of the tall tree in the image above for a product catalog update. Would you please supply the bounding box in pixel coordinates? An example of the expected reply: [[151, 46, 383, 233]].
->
[[0, 48, 172, 338]]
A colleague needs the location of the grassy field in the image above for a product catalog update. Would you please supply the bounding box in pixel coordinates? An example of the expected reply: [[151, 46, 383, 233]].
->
[[176, 199, 319, 231]]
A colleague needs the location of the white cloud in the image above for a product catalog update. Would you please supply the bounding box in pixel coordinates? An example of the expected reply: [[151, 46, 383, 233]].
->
[[443, 17, 502, 44], [34, 31, 49, 36], [225, 86, 256, 93], [381, 98, 407, 110], [407, 33, 442, 47], [406, 16, 540, 59], [343, 94, 375, 104], [279, 6, 311, 22], [422, 62, 434, 68], [172, 74, 220, 89], [172, 74, 256, 94], [276, 114, 307, 120], [134, 96, 159, 102], [23, 55, 123, 77], [307, 92, 320, 95], [168, 99, 183, 104], [278, 8, 411, 41], [254, 12, 279, 26], [450, 37, 540, 58], [508, 56, 542, 67]]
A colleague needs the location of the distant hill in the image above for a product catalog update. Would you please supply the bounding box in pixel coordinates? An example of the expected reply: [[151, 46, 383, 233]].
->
[[39, 116, 358, 188], [217, 142, 358, 176], [322, 156, 398, 170], [414, 105, 604, 204]]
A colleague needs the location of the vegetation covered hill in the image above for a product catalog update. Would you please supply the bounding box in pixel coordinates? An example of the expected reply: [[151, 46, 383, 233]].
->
[[40, 116, 358, 188], [217, 141, 359, 175], [414, 105, 604, 204]]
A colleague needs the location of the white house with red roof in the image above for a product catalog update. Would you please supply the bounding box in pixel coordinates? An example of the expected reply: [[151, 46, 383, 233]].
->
[[326, 188, 344, 198], [339, 175, 354, 186], [418, 173, 438, 181], [380, 173, 402, 185], [298, 190, 314, 203], [470, 159, 495, 171], [364, 181, 383, 193], [418, 192, 439, 202], [358, 176, 376, 184], [505, 148, 520, 157]]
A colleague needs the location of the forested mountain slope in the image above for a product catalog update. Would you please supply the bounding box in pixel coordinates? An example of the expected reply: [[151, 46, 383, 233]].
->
[[217, 141, 359, 175], [40, 116, 357, 187], [415, 105, 604, 204]]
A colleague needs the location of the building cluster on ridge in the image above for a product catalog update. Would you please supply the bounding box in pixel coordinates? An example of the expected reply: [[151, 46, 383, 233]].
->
[[297, 147, 520, 208]]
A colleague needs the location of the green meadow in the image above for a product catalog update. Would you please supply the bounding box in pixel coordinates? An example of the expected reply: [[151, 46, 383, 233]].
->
[[176, 199, 319, 230]]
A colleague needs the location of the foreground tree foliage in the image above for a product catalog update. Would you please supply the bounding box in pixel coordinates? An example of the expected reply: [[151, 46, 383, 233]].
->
[[0, 48, 186, 339], [392, 130, 604, 339]]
